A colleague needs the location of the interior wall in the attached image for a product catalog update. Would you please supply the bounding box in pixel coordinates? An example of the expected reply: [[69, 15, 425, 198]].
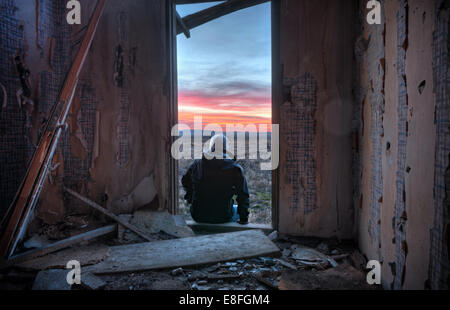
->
[[80, 0, 176, 216], [274, 0, 355, 238], [0, 0, 73, 222], [0, 0, 176, 226], [354, 0, 449, 290]]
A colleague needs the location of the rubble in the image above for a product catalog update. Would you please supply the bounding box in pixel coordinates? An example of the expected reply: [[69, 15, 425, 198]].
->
[[1, 231, 376, 290], [110, 175, 157, 214], [267, 231, 278, 241], [23, 235, 50, 249], [349, 250, 367, 271], [126, 210, 195, 239], [171, 267, 184, 276], [278, 263, 377, 290], [32, 269, 72, 290], [81, 272, 106, 290], [290, 245, 336, 268]]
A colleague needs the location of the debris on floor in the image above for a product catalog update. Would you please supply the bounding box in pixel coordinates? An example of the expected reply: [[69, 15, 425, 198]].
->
[[290, 245, 337, 268], [110, 175, 157, 214], [81, 272, 106, 290], [277, 263, 375, 290], [0, 230, 378, 290], [127, 210, 195, 239], [23, 235, 50, 250], [17, 244, 110, 270], [32, 269, 72, 290], [0, 200, 378, 291], [267, 230, 278, 241]]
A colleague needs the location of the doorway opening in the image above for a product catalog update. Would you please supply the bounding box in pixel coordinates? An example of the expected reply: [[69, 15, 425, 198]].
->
[[175, 1, 273, 226]]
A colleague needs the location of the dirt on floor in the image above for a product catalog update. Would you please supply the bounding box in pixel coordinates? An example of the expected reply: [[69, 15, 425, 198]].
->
[[0, 232, 380, 291]]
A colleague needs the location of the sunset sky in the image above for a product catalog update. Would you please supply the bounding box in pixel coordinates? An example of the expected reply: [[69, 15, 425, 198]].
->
[[176, 1, 271, 130]]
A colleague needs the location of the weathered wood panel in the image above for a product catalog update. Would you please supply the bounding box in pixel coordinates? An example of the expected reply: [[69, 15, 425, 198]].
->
[[78, 0, 177, 214], [85, 230, 280, 274], [356, 0, 439, 289], [274, 0, 355, 238]]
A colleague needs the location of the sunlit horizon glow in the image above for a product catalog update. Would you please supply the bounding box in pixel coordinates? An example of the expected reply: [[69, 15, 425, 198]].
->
[[177, 2, 271, 131]]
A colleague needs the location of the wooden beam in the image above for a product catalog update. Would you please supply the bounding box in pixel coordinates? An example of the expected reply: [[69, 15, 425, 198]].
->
[[175, 0, 223, 4], [64, 188, 155, 242], [176, 11, 191, 38], [177, 0, 270, 35], [8, 225, 117, 264], [0, 0, 108, 259], [186, 220, 273, 234]]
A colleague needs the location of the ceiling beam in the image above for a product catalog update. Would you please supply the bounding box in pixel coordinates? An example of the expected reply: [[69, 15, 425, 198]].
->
[[176, 11, 191, 38], [176, 0, 270, 36]]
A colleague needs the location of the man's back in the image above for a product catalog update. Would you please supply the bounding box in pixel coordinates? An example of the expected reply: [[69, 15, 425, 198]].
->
[[182, 157, 249, 224]]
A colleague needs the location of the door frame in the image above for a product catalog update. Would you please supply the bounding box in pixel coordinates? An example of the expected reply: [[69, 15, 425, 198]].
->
[[169, 0, 280, 229]]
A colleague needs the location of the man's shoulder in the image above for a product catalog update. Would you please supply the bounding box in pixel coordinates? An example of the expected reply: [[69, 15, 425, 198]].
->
[[223, 159, 244, 172]]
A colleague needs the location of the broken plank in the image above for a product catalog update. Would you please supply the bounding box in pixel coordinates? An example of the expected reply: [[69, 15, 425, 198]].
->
[[17, 244, 110, 271], [65, 188, 154, 242], [186, 220, 272, 234], [275, 258, 297, 270], [85, 230, 280, 274], [9, 224, 116, 264]]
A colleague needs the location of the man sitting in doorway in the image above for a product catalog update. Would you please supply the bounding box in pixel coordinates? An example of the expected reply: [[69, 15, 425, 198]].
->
[[181, 134, 249, 224]]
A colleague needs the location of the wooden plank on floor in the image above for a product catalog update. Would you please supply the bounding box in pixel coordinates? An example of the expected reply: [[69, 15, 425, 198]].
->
[[186, 220, 273, 234], [9, 225, 116, 265], [85, 230, 280, 274]]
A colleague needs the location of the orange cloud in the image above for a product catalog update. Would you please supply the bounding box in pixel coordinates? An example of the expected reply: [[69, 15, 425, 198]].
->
[[178, 91, 272, 131]]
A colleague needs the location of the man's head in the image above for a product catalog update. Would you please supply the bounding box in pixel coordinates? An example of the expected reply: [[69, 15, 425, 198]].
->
[[204, 134, 231, 159]]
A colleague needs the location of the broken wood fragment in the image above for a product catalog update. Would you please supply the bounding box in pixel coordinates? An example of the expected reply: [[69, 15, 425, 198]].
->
[[65, 188, 154, 242], [17, 244, 110, 271], [275, 258, 297, 270], [9, 224, 116, 264], [251, 273, 278, 290], [330, 253, 350, 261], [194, 273, 242, 281]]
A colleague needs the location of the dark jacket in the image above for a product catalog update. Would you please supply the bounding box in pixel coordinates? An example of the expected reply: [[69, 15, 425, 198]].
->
[[181, 157, 249, 224]]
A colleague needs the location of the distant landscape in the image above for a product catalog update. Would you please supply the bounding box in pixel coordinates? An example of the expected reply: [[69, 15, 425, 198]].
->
[[177, 132, 272, 224]]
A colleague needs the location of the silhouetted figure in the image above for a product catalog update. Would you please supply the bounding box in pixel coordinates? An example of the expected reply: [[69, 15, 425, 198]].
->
[[182, 134, 250, 224]]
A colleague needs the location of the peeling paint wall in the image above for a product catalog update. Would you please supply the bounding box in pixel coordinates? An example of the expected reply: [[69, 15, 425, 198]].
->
[[0, 0, 72, 222], [428, 0, 450, 290], [0, 0, 176, 226], [355, 0, 448, 289], [82, 0, 176, 215], [275, 0, 355, 238]]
